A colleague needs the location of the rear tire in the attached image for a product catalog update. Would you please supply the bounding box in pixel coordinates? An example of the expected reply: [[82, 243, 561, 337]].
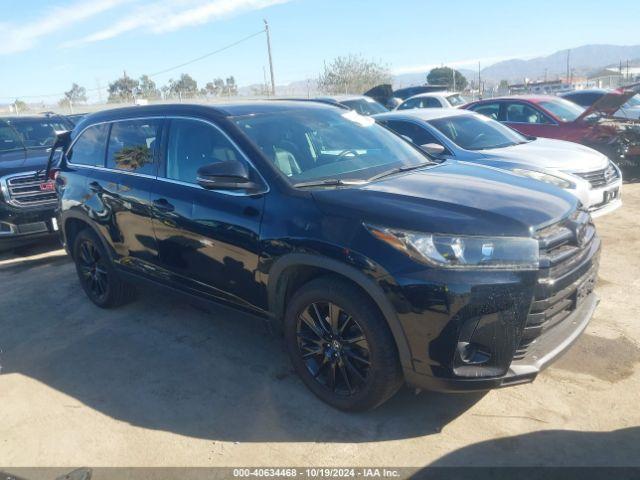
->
[[72, 228, 135, 308], [284, 276, 403, 411]]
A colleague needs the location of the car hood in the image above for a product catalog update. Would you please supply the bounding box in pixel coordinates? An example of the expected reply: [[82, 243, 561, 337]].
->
[[0, 148, 50, 176], [312, 162, 577, 237], [478, 137, 609, 172], [577, 90, 637, 121]]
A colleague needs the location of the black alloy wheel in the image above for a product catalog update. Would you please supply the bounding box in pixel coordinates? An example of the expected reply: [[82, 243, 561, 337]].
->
[[77, 239, 109, 302], [296, 301, 371, 396], [72, 229, 135, 308], [284, 276, 403, 411]]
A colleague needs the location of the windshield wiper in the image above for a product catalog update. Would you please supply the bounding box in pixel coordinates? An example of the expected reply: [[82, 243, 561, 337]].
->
[[367, 161, 435, 182], [293, 178, 367, 188]]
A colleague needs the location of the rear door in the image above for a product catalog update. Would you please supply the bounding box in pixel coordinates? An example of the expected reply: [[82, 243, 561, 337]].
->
[[74, 118, 163, 272], [150, 117, 266, 311]]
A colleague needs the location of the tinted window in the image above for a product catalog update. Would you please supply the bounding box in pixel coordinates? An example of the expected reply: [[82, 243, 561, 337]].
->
[[505, 103, 552, 124], [107, 119, 161, 174], [67, 124, 109, 166], [383, 120, 442, 146], [397, 98, 419, 110], [470, 102, 501, 120], [6, 118, 70, 149], [166, 118, 243, 184], [0, 123, 23, 152], [429, 115, 528, 150], [233, 109, 429, 184], [565, 92, 603, 107]]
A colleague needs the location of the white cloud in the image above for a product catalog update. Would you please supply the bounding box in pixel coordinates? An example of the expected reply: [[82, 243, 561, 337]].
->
[[0, 0, 133, 55], [69, 0, 291, 46]]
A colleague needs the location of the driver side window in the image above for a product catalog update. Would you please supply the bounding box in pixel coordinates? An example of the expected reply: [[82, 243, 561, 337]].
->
[[165, 119, 244, 184]]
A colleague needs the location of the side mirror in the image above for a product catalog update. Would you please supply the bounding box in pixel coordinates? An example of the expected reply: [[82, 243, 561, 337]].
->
[[196, 161, 259, 191], [420, 143, 446, 156]]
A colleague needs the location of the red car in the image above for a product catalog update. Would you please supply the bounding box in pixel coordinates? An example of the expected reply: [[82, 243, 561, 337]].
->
[[464, 93, 640, 158]]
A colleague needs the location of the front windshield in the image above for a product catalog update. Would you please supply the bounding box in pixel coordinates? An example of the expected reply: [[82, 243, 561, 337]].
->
[[429, 114, 529, 150], [5, 118, 70, 149], [233, 108, 429, 184], [538, 98, 585, 122], [446, 94, 467, 107], [340, 98, 388, 116]]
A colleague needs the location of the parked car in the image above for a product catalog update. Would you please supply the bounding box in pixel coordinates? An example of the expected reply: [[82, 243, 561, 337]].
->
[[396, 92, 468, 110], [52, 102, 599, 411], [315, 95, 388, 115], [0, 114, 73, 251], [363, 84, 448, 109], [464, 95, 640, 159], [561, 88, 640, 121], [374, 109, 622, 217]]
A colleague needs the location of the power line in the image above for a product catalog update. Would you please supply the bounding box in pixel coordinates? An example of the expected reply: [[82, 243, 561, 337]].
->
[[1, 28, 266, 102]]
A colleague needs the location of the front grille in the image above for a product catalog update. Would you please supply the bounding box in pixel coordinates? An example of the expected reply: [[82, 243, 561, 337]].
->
[[1, 171, 57, 208], [574, 164, 619, 188], [514, 211, 599, 360]]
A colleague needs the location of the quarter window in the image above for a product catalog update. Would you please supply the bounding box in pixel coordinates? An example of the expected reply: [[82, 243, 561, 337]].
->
[[383, 120, 444, 149], [107, 119, 161, 174], [165, 119, 244, 184], [67, 124, 109, 166]]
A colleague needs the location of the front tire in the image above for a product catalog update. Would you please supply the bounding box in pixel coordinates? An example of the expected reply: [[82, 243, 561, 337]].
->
[[284, 276, 403, 411], [72, 229, 135, 308]]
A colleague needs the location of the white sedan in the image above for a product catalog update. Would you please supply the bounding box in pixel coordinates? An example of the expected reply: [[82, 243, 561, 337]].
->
[[374, 108, 623, 217], [395, 91, 468, 110]]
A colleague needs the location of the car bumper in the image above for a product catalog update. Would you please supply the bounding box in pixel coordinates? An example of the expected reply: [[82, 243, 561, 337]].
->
[[405, 292, 598, 392], [0, 207, 59, 249], [586, 179, 623, 217]]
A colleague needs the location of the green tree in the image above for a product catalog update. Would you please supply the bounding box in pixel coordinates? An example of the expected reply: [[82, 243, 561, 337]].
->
[[108, 74, 139, 103], [225, 76, 238, 96], [60, 83, 87, 107], [318, 54, 391, 95], [13, 99, 28, 113], [137, 75, 160, 99], [168, 73, 198, 98], [427, 67, 468, 91]]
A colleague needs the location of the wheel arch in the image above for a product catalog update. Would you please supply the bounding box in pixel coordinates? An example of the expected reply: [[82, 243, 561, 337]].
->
[[267, 253, 413, 369]]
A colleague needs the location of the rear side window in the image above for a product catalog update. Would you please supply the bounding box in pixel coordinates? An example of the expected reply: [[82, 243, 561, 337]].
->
[[67, 124, 109, 166], [505, 102, 552, 124], [165, 118, 243, 184], [470, 102, 501, 120], [107, 119, 161, 174]]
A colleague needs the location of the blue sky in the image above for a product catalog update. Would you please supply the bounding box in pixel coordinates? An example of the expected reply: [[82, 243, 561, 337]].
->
[[1, 0, 639, 102]]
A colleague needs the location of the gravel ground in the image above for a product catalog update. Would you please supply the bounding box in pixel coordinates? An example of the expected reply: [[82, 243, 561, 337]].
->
[[0, 185, 639, 469]]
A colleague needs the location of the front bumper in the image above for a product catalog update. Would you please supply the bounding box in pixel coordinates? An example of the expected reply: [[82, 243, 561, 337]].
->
[[0, 207, 59, 249], [404, 292, 598, 392], [587, 179, 623, 218]]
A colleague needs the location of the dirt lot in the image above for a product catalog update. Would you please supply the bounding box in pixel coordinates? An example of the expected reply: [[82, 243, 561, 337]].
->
[[1, 186, 639, 469]]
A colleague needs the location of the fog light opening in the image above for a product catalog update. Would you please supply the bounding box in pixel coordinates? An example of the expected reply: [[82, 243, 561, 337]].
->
[[458, 342, 492, 365]]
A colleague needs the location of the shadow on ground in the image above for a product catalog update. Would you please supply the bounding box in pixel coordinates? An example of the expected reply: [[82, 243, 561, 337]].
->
[[0, 251, 483, 443], [413, 427, 640, 469]]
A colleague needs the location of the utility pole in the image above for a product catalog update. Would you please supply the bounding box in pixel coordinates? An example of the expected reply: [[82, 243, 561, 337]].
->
[[566, 49, 571, 83], [264, 19, 276, 96], [96, 78, 103, 103], [478, 62, 482, 99]]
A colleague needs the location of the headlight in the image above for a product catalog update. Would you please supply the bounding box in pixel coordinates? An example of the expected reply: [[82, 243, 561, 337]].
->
[[511, 168, 573, 189], [366, 225, 539, 270]]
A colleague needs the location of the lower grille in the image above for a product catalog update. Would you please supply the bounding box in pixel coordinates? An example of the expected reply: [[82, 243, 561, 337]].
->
[[574, 164, 619, 188], [1, 171, 57, 208], [516, 211, 600, 358]]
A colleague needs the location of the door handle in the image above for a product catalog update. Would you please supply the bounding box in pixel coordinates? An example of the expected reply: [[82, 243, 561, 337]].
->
[[153, 198, 175, 212]]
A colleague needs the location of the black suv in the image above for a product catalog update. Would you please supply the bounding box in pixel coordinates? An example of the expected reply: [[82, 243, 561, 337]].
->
[[0, 114, 73, 250], [53, 102, 600, 411]]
